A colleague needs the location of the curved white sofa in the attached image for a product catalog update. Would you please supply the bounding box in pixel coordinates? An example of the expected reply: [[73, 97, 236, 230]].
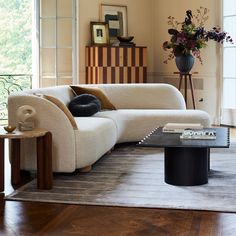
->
[[8, 83, 211, 172]]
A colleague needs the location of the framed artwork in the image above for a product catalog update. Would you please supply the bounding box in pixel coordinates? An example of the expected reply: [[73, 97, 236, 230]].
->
[[100, 4, 128, 42], [90, 22, 109, 45]]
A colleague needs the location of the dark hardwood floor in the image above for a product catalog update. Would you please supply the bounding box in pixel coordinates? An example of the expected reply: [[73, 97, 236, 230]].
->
[[1, 130, 236, 236]]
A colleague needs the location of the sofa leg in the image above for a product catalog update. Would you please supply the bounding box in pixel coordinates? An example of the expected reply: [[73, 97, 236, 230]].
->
[[79, 165, 92, 173]]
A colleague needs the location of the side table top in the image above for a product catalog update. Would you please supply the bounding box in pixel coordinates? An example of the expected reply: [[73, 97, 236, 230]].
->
[[0, 127, 49, 139], [173, 71, 198, 75]]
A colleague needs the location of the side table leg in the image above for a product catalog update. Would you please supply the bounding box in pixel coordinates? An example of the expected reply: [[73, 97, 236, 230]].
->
[[37, 132, 52, 189], [184, 75, 188, 107], [189, 75, 196, 109], [0, 139, 4, 192], [178, 74, 183, 90], [11, 139, 21, 185]]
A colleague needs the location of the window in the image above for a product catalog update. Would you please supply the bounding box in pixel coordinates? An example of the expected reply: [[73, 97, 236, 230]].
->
[[0, 0, 77, 124], [221, 0, 236, 126], [0, 0, 33, 124], [39, 0, 77, 87]]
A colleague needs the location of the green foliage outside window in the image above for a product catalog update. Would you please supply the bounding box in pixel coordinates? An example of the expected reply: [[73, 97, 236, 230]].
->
[[0, 0, 32, 124], [0, 0, 32, 74]]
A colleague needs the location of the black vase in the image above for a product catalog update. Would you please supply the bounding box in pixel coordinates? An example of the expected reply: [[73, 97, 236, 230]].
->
[[175, 54, 195, 73]]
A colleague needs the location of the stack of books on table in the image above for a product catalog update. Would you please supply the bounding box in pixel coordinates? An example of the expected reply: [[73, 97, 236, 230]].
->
[[180, 129, 216, 140], [162, 123, 203, 133]]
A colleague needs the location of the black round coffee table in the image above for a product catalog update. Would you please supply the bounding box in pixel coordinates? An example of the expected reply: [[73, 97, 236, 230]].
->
[[138, 127, 230, 186]]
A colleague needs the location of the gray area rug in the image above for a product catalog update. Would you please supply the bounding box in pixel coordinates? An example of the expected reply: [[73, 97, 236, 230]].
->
[[5, 140, 236, 213]]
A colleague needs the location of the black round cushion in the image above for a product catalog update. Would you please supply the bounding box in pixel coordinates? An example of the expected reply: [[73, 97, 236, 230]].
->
[[68, 94, 101, 117]]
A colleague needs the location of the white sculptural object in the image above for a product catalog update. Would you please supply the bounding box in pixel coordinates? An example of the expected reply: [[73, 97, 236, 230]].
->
[[16, 105, 36, 130]]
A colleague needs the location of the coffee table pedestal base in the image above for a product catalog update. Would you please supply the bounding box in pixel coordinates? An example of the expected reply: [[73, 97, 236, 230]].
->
[[164, 147, 209, 186]]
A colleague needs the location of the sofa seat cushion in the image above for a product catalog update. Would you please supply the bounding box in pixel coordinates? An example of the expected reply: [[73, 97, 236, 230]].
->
[[74, 117, 117, 168], [95, 109, 210, 143]]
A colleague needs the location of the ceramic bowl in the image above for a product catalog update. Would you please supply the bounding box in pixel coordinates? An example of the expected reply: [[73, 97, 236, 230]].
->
[[4, 125, 16, 133], [117, 36, 134, 42]]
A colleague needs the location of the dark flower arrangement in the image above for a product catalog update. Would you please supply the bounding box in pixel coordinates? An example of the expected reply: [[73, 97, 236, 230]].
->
[[163, 7, 233, 64]]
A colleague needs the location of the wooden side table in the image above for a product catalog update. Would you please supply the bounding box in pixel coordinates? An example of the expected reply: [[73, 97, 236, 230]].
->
[[174, 72, 198, 109], [0, 128, 52, 192]]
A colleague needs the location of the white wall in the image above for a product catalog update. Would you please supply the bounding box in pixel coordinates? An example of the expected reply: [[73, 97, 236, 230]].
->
[[78, 0, 221, 123]]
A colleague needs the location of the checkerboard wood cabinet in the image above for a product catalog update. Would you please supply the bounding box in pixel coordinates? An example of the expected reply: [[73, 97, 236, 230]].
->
[[85, 46, 147, 84]]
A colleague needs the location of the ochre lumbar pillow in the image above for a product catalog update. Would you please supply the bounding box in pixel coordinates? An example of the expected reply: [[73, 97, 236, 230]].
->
[[43, 94, 78, 130], [70, 85, 116, 110]]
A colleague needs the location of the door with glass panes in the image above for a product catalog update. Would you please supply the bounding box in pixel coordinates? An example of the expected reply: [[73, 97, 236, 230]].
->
[[39, 0, 77, 87], [222, 0, 236, 126]]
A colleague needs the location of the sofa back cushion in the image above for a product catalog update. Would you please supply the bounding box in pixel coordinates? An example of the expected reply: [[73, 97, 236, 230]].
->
[[93, 83, 186, 109], [25, 85, 74, 106], [14, 83, 185, 110]]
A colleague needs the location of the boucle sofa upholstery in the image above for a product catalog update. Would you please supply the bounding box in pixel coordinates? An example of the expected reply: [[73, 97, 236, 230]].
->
[[8, 83, 211, 172]]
